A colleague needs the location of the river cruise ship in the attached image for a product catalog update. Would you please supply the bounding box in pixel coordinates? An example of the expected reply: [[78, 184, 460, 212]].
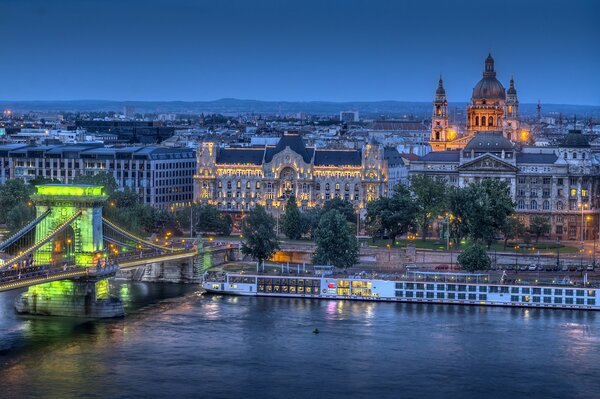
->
[[202, 271, 600, 311]]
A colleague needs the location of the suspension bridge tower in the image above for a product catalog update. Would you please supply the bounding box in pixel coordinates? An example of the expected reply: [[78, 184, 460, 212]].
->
[[32, 184, 107, 267], [15, 184, 124, 318]]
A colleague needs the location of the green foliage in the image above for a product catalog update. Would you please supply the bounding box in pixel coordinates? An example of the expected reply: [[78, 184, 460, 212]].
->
[[446, 186, 469, 246], [241, 205, 279, 265], [282, 194, 303, 239], [177, 203, 232, 236], [28, 177, 61, 186], [6, 202, 35, 233], [410, 175, 448, 239], [501, 216, 526, 248], [529, 215, 551, 243], [300, 207, 321, 239], [457, 243, 491, 272], [462, 179, 514, 247], [322, 197, 356, 224], [72, 172, 118, 194], [366, 185, 417, 242], [104, 189, 178, 236], [0, 179, 34, 224], [313, 209, 359, 269]]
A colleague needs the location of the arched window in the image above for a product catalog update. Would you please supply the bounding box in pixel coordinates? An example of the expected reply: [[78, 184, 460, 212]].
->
[[475, 116, 479, 126], [488, 117, 494, 126], [557, 201, 563, 210], [563, 152, 567, 160], [582, 152, 586, 160], [435, 131, 440, 140], [481, 116, 487, 126], [517, 200, 525, 210], [530, 200, 538, 210], [316, 183, 321, 191], [543, 200, 550, 210], [573, 153, 577, 159], [325, 183, 330, 191]]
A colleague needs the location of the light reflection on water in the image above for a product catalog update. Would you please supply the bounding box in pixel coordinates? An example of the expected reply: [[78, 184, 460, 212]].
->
[[0, 283, 600, 399]]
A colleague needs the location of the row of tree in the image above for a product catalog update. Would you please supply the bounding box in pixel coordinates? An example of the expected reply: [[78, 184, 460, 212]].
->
[[241, 200, 359, 269], [366, 175, 550, 248]]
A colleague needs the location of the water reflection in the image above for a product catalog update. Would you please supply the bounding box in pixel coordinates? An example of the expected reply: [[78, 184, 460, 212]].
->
[[1, 287, 600, 399]]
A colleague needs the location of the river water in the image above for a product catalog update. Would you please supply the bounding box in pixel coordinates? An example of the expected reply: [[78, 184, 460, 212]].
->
[[1, 281, 600, 399]]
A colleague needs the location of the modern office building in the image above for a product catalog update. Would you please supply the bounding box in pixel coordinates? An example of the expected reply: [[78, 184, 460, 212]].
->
[[0, 143, 195, 210]]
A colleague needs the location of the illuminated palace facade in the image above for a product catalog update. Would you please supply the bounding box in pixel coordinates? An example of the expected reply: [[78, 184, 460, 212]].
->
[[430, 53, 522, 151], [194, 133, 387, 213]]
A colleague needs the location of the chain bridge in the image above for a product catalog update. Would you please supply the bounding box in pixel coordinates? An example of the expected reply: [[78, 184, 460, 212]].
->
[[0, 184, 237, 317]]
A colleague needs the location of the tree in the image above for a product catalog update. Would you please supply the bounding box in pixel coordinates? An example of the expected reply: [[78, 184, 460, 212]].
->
[[282, 194, 303, 240], [241, 205, 279, 267], [313, 209, 359, 269], [6, 203, 35, 233], [0, 179, 34, 224], [457, 243, 491, 272], [410, 174, 447, 240], [501, 216, 526, 248], [72, 172, 118, 195], [529, 215, 551, 243], [300, 207, 321, 239], [365, 185, 417, 243], [463, 179, 514, 247], [446, 186, 469, 246], [322, 197, 356, 224], [28, 177, 61, 186]]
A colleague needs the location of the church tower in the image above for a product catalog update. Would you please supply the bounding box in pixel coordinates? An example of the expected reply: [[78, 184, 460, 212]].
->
[[503, 77, 519, 141], [466, 53, 506, 136], [430, 77, 450, 151]]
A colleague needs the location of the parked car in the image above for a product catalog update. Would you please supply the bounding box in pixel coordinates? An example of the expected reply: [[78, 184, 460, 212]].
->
[[528, 264, 537, 271], [519, 265, 528, 271], [569, 265, 577, 271], [586, 265, 595, 271], [561, 264, 569, 271]]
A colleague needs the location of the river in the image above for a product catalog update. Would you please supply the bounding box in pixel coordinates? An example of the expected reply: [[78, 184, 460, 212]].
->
[[1, 281, 599, 399]]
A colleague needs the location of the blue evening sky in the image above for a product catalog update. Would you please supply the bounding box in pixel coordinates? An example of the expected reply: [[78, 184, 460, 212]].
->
[[1, 0, 599, 105]]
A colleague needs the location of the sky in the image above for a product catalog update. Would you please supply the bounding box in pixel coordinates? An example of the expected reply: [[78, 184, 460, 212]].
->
[[1, 0, 599, 105]]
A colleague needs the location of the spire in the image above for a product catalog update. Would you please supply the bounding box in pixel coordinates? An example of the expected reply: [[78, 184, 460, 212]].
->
[[507, 76, 517, 95], [484, 53, 496, 78], [436, 75, 446, 95]]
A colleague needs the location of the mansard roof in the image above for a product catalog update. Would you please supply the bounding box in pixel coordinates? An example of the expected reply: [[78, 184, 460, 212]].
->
[[420, 150, 461, 162], [314, 149, 362, 166], [516, 153, 558, 164], [216, 148, 264, 165], [464, 131, 514, 152], [264, 133, 314, 163]]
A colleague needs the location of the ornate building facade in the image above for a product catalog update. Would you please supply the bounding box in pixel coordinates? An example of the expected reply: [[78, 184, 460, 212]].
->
[[194, 133, 387, 213], [430, 54, 524, 151], [412, 131, 599, 241]]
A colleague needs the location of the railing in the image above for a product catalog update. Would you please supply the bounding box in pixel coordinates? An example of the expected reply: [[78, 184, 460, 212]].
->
[[102, 217, 181, 252]]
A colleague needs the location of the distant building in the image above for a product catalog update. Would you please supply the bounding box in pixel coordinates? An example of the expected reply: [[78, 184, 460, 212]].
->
[[75, 120, 174, 144], [0, 144, 195, 210], [340, 111, 359, 123], [194, 133, 387, 213]]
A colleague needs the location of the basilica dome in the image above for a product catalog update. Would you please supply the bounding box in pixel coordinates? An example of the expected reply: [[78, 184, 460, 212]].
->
[[471, 54, 506, 101]]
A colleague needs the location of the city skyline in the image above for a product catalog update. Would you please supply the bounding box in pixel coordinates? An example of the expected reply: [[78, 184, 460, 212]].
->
[[1, 0, 599, 105]]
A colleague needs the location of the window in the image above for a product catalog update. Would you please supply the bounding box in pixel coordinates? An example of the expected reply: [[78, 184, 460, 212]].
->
[[530, 200, 537, 210], [488, 117, 493, 126], [556, 201, 563, 210], [482, 116, 486, 126], [316, 183, 320, 190], [518, 200, 525, 210], [543, 200, 550, 210]]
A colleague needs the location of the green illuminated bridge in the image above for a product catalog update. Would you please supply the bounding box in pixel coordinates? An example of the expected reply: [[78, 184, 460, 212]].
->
[[0, 184, 236, 317]]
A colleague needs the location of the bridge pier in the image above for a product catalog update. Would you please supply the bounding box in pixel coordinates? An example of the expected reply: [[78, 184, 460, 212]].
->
[[14, 277, 124, 318]]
